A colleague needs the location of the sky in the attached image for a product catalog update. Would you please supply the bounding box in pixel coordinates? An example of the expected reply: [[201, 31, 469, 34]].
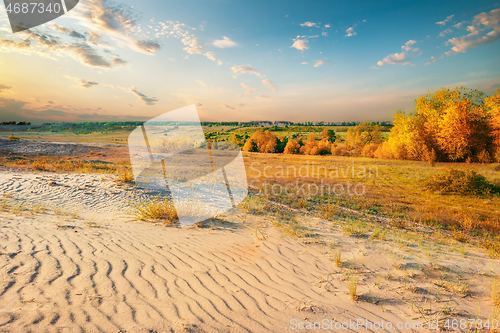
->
[[0, 0, 499, 124]]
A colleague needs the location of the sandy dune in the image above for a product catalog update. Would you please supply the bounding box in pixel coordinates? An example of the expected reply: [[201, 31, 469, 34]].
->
[[0, 170, 497, 332]]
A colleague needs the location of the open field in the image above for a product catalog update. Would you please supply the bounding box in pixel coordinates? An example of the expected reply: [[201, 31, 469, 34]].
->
[[0, 132, 499, 332]]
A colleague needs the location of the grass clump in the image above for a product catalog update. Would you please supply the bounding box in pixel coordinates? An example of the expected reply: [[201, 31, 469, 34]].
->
[[493, 277, 500, 306], [130, 196, 178, 225], [7, 135, 19, 141], [347, 271, 358, 300], [117, 169, 134, 183], [423, 168, 499, 196]]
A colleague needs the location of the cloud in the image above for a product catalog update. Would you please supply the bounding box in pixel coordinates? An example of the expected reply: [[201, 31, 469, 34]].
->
[[197, 80, 207, 87], [445, 8, 500, 55], [377, 40, 418, 66], [314, 60, 327, 67], [324, 24, 331, 28], [0, 28, 127, 69], [401, 40, 416, 51], [345, 24, 357, 37], [134, 40, 161, 54], [300, 22, 317, 27], [50, 24, 85, 39], [301, 62, 308, 65], [111, 57, 127, 66], [196, 103, 203, 107], [86, 30, 109, 46], [231, 65, 277, 93], [241, 83, 257, 97], [221, 103, 235, 110], [0, 84, 12, 92], [257, 95, 269, 99], [129, 87, 158, 105], [204, 51, 217, 62], [291, 37, 309, 50], [438, 28, 453, 37], [262, 79, 277, 93], [65, 76, 101, 89], [73, 0, 161, 55], [0, 97, 146, 124], [213, 37, 237, 48], [436, 14, 454, 25], [322, 31, 328, 37], [231, 65, 263, 77], [67, 43, 117, 68], [424, 56, 437, 65], [181, 36, 203, 54]]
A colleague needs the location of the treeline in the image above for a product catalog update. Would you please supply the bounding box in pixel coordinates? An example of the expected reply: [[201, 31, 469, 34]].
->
[[1, 121, 31, 125], [378, 87, 500, 163], [237, 87, 500, 163]]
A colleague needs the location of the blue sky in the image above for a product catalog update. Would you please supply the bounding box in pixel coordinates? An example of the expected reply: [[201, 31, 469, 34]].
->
[[0, 0, 499, 123]]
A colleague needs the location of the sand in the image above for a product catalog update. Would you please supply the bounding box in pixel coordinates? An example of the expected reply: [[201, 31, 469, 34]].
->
[[0, 169, 498, 332]]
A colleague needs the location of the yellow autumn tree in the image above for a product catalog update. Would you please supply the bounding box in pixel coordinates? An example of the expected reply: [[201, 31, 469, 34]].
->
[[379, 87, 498, 162], [284, 139, 300, 154]]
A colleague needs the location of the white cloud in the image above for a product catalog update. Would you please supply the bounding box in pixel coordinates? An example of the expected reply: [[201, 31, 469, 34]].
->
[[313, 60, 327, 67], [324, 24, 331, 28], [196, 80, 207, 87], [345, 24, 358, 37], [436, 14, 454, 25], [181, 36, 203, 54], [438, 29, 453, 37], [424, 56, 436, 65], [204, 52, 216, 61], [213, 37, 237, 48], [445, 8, 500, 55], [231, 65, 277, 93], [291, 37, 309, 50], [301, 62, 308, 65], [322, 31, 328, 37], [377, 40, 418, 66], [300, 22, 317, 27], [262, 79, 277, 93], [401, 40, 416, 51], [231, 65, 263, 78]]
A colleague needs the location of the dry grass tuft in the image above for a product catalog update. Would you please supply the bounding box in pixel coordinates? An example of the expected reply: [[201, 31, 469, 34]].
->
[[130, 196, 178, 225], [347, 272, 358, 301], [117, 169, 134, 183], [7, 135, 19, 141], [493, 277, 500, 306]]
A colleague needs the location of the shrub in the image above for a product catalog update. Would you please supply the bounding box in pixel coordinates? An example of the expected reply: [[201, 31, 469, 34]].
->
[[423, 168, 499, 195], [117, 169, 134, 183], [7, 135, 19, 141], [32, 159, 50, 171], [361, 144, 380, 158], [130, 196, 178, 225]]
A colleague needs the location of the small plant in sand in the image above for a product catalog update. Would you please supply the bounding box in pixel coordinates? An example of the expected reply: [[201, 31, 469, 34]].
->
[[29, 203, 46, 215], [86, 219, 100, 228], [117, 169, 134, 183], [333, 250, 342, 268], [347, 271, 358, 301], [493, 277, 500, 306], [244, 224, 268, 246], [7, 135, 19, 141], [318, 202, 338, 220], [10, 202, 24, 215], [0, 199, 8, 212], [32, 159, 50, 171], [130, 196, 178, 225]]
